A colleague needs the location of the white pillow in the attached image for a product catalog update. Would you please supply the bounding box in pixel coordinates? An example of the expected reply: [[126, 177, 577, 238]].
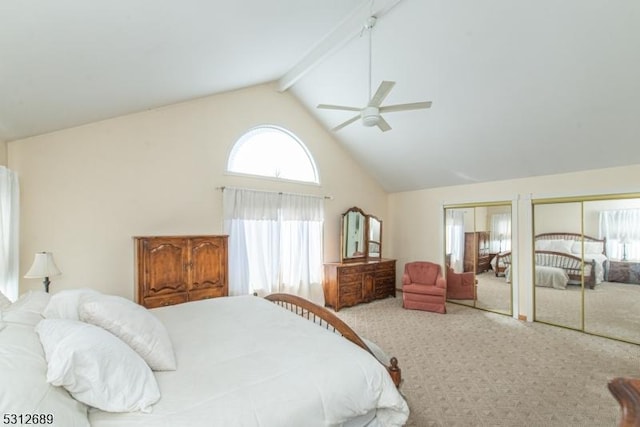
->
[[79, 294, 176, 371], [0, 321, 90, 426], [535, 240, 551, 251], [2, 291, 51, 326], [585, 241, 604, 255], [7, 290, 50, 313], [35, 319, 160, 413], [570, 241, 604, 255], [547, 240, 573, 254], [44, 288, 102, 320], [0, 289, 11, 309], [571, 241, 582, 254]]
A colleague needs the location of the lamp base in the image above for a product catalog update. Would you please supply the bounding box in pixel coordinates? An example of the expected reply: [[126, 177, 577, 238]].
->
[[43, 277, 51, 293]]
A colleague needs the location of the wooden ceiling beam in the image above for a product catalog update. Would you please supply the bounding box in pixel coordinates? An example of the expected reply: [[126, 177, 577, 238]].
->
[[277, 0, 405, 92]]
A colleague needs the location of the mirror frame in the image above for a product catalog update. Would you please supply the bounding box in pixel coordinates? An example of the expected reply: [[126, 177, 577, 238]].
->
[[443, 202, 514, 317], [340, 207, 383, 263]]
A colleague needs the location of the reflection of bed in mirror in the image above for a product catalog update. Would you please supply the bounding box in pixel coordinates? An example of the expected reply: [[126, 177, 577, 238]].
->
[[491, 252, 510, 277], [495, 232, 608, 289]]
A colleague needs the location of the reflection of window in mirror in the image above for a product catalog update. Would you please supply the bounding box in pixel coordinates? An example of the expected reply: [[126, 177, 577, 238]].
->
[[445, 209, 467, 273], [595, 199, 640, 262], [488, 207, 512, 254], [368, 215, 382, 258]]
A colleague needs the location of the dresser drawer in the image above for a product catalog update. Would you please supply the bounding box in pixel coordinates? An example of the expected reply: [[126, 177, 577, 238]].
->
[[338, 265, 361, 275], [189, 286, 227, 302], [338, 272, 362, 283], [143, 292, 188, 309]]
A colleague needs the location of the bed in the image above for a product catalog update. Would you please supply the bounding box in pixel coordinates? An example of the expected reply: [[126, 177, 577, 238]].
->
[[493, 232, 608, 289], [0, 290, 409, 427]]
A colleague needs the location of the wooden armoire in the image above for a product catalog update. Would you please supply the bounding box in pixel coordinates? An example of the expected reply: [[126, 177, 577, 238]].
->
[[135, 235, 228, 308], [463, 231, 491, 273]]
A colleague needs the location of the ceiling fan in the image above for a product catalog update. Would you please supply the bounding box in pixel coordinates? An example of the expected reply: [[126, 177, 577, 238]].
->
[[317, 16, 432, 132]]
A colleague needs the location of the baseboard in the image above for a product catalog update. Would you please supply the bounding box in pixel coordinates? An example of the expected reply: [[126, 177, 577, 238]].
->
[[518, 314, 527, 321]]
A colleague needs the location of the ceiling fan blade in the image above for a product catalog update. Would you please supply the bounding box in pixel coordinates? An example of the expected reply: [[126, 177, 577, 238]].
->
[[368, 81, 396, 108], [376, 116, 392, 132], [317, 104, 361, 112], [331, 115, 360, 132], [379, 101, 432, 113]]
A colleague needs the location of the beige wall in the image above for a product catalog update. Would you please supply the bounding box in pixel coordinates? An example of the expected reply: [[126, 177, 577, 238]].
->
[[388, 164, 640, 319], [8, 83, 388, 298]]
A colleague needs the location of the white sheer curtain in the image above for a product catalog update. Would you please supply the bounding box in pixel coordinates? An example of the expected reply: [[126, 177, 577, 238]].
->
[[0, 166, 19, 301], [599, 209, 640, 261], [223, 188, 324, 305], [446, 210, 465, 273], [490, 213, 512, 253]]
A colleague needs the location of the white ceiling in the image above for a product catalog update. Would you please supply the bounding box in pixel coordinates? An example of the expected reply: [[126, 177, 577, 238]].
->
[[2, 0, 640, 192]]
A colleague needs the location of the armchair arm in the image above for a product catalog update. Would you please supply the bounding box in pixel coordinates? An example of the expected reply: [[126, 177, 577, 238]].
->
[[436, 276, 446, 289], [446, 268, 460, 287], [402, 273, 411, 286]]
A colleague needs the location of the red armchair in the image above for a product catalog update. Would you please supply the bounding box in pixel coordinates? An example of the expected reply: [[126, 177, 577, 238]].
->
[[446, 267, 476, 300], [402, 262, 446, 314]]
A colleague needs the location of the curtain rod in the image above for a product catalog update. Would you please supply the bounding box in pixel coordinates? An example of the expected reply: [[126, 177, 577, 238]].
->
[[216, 186, 333, 200]]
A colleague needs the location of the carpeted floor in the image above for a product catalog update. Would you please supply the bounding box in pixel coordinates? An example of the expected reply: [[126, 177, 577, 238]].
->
[[334, 294, 640, 427], [453, 272, 640, 344]]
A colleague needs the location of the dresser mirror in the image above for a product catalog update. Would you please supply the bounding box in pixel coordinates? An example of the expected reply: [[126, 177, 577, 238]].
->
[[340, 207, 383, 263], [444, 203, 513, 316], [533, 194, 640, 345], [368, 215, 382, 259]]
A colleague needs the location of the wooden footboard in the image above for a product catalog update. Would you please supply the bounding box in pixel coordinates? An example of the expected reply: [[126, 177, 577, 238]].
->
[[535, 250, 597, 289], [264, 293, 402, 388], [494, 252, 511, 277], [608, 377, 640, 427]]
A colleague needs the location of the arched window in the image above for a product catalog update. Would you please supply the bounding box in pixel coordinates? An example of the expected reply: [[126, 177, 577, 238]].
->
[[227, 125, 319, 184]]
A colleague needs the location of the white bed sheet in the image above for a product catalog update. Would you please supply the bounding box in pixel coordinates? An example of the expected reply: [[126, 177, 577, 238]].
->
[[535, 266, 569, 289], [88, 296, 409, 427]]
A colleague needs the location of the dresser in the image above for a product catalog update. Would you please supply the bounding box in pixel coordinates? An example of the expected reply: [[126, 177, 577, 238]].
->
[[323, 259, 396, 311], [464, 231, 491, 273], [135, 235, 228, 308]]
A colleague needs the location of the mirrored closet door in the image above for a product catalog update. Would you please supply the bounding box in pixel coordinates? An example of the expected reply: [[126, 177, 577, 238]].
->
[[533, 194, 640, 345], [444, 203, 513, 316]]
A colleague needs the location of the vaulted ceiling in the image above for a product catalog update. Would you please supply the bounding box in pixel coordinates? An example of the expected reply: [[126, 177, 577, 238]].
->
[[2, 0, 639, 192]]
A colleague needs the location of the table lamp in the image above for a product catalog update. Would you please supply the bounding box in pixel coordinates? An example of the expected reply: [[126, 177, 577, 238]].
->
[[24, 252, 61, 293]]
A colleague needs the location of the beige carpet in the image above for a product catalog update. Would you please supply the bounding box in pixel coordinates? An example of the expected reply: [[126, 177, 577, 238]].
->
[[456, 271, 640, 344], [334, 294, 640, 427], [536, 281, 640, 343]]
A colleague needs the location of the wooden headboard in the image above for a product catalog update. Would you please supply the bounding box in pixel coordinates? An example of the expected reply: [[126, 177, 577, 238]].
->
[[535, 232, 606, 256]]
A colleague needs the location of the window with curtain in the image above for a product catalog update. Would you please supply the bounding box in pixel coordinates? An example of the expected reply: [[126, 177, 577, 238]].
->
[[0, 166, 20, 301], [490, 213, 512, 253], [223, 188, 325, 305], [599, 209, 640, 261], [445, 210, 465, 273]]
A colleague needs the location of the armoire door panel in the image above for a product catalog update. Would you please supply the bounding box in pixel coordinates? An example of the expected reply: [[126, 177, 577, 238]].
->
[[189, 237, 227, 290], [144, 238, 189, 295]]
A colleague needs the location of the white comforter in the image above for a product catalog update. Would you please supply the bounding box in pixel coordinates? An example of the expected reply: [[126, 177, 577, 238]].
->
[[88, 296, 409, 427]]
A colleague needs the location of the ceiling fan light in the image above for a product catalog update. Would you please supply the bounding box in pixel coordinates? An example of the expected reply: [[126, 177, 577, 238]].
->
[[361, 106, 380, 127]]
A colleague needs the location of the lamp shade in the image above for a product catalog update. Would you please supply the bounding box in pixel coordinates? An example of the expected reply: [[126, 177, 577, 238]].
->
[[24, 252, 61, 278]]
